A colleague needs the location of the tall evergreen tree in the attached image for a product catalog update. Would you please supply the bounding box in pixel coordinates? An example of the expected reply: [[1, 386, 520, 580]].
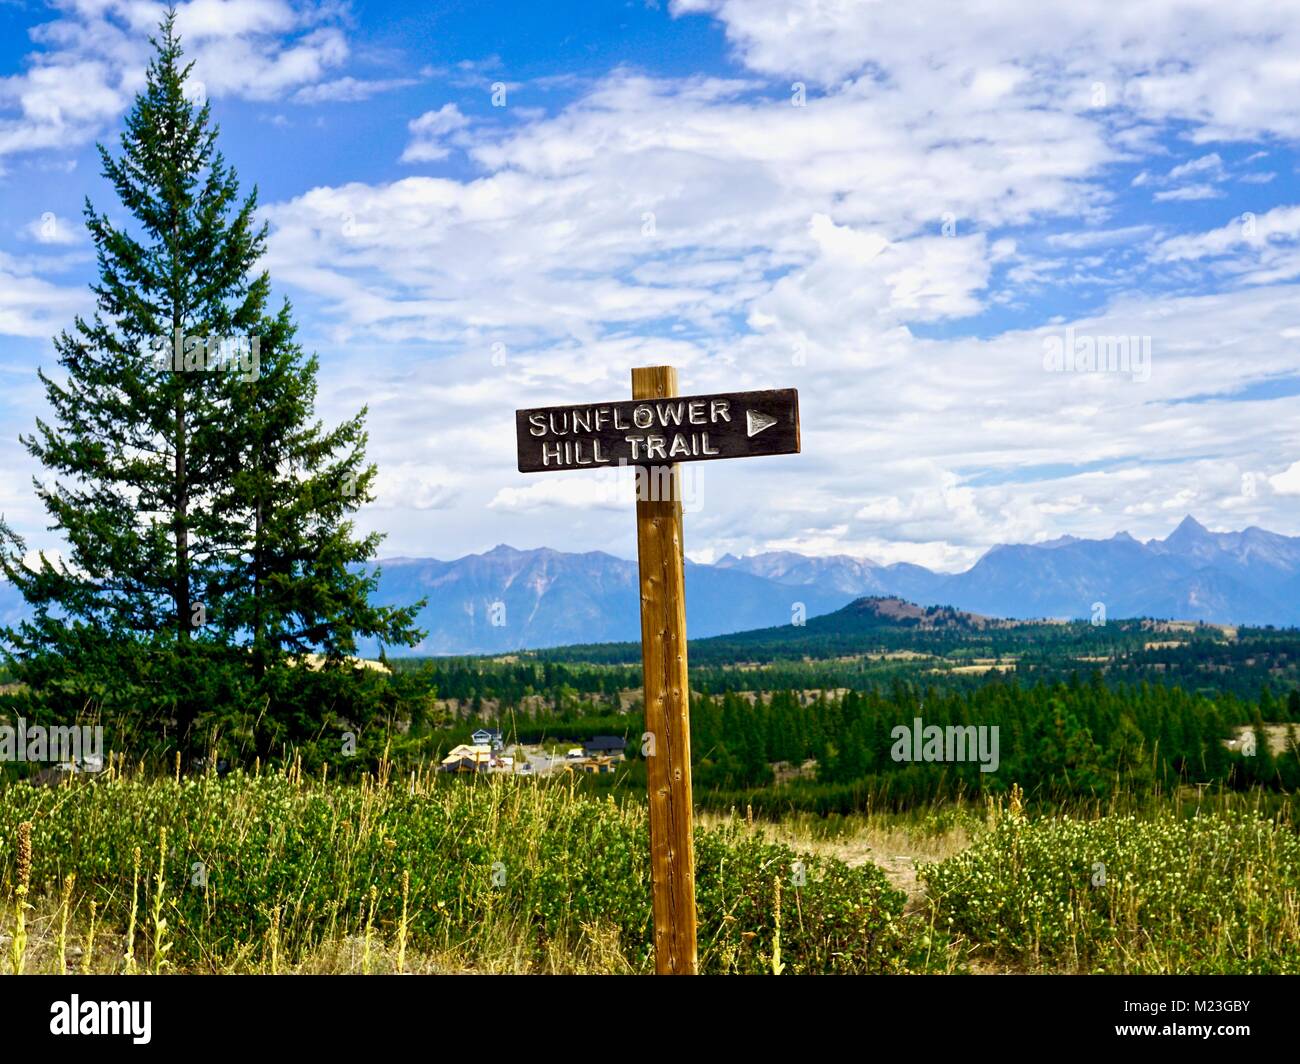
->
[[0, 14, 422, 759]]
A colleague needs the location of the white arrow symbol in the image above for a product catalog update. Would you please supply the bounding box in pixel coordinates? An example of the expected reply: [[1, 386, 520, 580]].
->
[[746, 409, 778, 437]]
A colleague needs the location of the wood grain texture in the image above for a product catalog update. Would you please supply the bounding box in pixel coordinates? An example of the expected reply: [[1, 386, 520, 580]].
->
[[632, 365, 698, 976], [516, 388, 799, 473]]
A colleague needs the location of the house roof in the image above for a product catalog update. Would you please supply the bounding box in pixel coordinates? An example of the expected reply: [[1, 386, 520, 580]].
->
[[439, 757, 483, 772], [442, 744, 491, 765], [584, 735, 627, 751]]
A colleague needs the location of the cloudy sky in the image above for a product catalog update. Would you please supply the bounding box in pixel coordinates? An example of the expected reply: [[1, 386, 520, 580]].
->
[[1, 0, 1298, 571]]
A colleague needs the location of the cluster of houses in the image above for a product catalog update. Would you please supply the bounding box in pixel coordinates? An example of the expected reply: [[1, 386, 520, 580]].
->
[[567, 735, 627, 774], [438, 729, 628, 775], [439, 728, 511, 774]]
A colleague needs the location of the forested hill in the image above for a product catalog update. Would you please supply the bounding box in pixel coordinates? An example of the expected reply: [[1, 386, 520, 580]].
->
[[527, 595, 1300, 699], [538, 595, 1237, 664]]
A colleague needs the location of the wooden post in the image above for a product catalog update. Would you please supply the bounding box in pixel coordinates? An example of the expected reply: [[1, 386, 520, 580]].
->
[[632, 365, 698, 975]]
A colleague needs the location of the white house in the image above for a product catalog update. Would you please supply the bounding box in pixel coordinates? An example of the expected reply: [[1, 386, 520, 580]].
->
[[471, 728, 503, 750]]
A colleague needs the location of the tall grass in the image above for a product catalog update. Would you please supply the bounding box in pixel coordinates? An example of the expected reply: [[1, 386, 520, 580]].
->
[[0, 765, 933, 974]]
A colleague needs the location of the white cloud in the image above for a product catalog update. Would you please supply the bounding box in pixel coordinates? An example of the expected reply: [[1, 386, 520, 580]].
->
[[1167, 153, 1225, 181], [1270, 462, 1300, 496], [1139, 152, 1237, 202], [1153, 184, 1222, 202], [366, 470, 460, 512], [1153, 205, 1300, 285], [0, 1, 361, 162], [187, 26, 348, 101], [400, 104, 471, 162], [489, 478, 628, 513], [672, 0, 1300, 140], [0, 252, 88, 337], [264, 65, 1113, 352], [177, 0, 301, 39], [293, 76, 417, 105], [1157, 205, 1300, 261], [1046, 225, 1154, 250]]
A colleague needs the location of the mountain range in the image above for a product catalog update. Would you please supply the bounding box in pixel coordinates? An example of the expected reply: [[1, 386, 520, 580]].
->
[[357, 515, 1300, 653], [365, 546, 852, 655], [2, 516, 1297, 655], [716, 516, 1300, 625]]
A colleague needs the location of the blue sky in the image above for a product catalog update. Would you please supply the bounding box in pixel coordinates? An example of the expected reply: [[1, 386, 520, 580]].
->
[[1, 0, 1299, 571]]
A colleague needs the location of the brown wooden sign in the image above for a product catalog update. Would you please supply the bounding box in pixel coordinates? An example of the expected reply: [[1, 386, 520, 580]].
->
[[515, 388, 799, 473], [513, 370, 800, 974]]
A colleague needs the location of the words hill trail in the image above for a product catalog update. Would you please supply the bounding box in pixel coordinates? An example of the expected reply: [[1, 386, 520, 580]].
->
[[515, 367, 800, 975]]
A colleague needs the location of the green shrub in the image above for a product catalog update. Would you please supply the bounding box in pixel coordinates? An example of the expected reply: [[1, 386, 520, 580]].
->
[[920, 804, 1300, 973]]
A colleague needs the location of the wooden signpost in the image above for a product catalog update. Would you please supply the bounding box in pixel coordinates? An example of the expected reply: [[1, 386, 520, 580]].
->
[[515, 368, 800, 974]]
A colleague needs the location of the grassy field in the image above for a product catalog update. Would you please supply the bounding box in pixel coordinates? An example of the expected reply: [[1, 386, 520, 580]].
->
[[3, 767, 1297, 974], [0, 762, 941, 975]]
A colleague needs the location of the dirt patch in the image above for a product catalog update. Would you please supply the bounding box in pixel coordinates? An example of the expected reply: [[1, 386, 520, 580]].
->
[[697, 810, 976, 917]]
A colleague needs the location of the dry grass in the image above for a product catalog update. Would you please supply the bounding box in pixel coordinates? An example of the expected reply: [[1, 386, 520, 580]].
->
[[0, 892, 641, 975], [698, 806, 978, 914]]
